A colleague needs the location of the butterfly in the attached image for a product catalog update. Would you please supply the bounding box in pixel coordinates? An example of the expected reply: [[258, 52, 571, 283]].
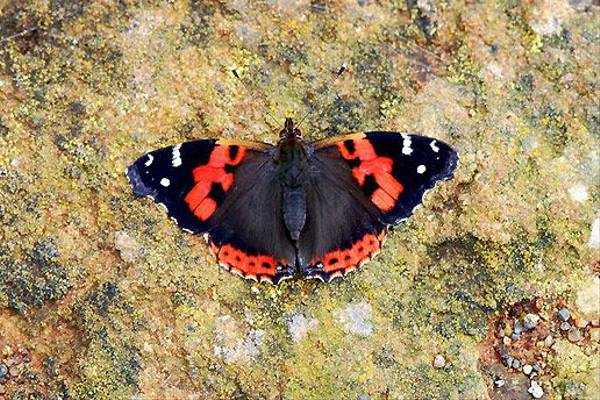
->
[[127, 118, 458, 284]]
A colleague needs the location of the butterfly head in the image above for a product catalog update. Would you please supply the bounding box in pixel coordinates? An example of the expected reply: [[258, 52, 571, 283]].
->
[[280, 118, 302, 141]]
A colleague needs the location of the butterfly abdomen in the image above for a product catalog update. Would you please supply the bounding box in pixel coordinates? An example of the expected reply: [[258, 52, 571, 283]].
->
[[276, 137, 310, 243], [283, 187, 306, 241]]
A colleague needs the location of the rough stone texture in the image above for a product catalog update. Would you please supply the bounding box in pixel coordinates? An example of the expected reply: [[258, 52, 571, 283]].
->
[[335, 301, 374, 337], [575, 275, 600, 320], [588, 215, 600, 248], [547, 340, 600, 398], [287, 312, 320, 343], [0, 1, 598, 399]]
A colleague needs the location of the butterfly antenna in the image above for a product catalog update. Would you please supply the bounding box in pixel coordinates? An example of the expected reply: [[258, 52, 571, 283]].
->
[[295, 64, 347, 129], [231, 69, 281, 128]]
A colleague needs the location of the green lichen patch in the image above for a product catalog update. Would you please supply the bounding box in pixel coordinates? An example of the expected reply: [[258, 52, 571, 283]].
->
[[69, 281, 142, 400], [317, 96, 365, 135], [0, 239, 71, 314], [351, 42, 394, 101]]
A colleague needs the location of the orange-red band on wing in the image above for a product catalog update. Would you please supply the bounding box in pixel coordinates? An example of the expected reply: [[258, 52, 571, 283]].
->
[[184, 145, 246, 221], [311, 230, 386, 277], [208, 241, 288, 282], [337, 139, 403, 211]]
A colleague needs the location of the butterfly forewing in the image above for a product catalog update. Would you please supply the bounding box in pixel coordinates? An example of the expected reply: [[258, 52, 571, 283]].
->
[[314, 132, 458, 225]]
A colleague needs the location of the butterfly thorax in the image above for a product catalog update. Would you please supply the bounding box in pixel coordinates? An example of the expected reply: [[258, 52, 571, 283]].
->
[[276, 118, 309, 244]]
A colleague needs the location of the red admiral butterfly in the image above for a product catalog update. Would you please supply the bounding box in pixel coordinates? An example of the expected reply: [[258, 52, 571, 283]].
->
[[127, 118, 458, 284]]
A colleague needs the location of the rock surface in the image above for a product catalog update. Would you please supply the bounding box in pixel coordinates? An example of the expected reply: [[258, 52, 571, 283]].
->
[[0, 1, 598, 399]]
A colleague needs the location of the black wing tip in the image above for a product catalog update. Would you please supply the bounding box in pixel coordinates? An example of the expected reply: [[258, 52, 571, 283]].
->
[[126, 161, 155, 198], [441, 145, 459, 180]]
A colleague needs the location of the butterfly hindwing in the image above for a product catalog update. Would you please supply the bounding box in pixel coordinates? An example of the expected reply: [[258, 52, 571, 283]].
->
[[127, 139, 295, 283], [293, 147, 385, 282]]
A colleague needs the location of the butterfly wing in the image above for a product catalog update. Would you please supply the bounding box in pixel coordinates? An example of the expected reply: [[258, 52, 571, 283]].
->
[[127, 139, 295, 284], [301, 132, 458, 282]]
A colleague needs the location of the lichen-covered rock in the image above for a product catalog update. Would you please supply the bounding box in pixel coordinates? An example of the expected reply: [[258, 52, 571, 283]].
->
[[547, 339, 600, 398], [213, 315, 266, 364], [0, 1, 598, 398], [70, 281, 142, 400], [575, 275, 600, 321], [335, 301, 373, 337], [0, 239, 70, 314], [286, 312, 319, 343]]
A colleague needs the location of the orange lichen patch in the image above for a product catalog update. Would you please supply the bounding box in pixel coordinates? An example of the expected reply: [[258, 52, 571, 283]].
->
[[316, 230, 386, 274], [337, 139, 403, 212], [184, 145, 246, 221], [212, 243, 284, 280]]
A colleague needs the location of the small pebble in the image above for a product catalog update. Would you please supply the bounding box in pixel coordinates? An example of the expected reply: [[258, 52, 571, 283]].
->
[[9, 363, 21, 377], [512, 359, 521, 369], [511, 333, 520, 341], [528, 380, 544, 398], [514, 320, 525, 335], [503, 356, 514, 367], [558, 307, 570, 322], [433, 354, 446, 369], [523, 364, 533, 375], [544, 335, 553, 347], [494, 379, 506, 387], [532, 364, 541, 373], [503, 336, 512, 345], [567, 327, 582, 343], [0, 364, 7, 378], [574, 318, 588, 328], [560, 321, 571, 331], [524, 314, 540, 330]]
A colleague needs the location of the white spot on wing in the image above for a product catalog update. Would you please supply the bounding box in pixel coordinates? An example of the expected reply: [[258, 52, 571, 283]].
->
[[144, 154, 154, 166], [172, 144, 182, 167], [401, 134, 413, 155], [430, 140, 440, 153], [417, 165, 426, 174], [160, 178, 170, 187]]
